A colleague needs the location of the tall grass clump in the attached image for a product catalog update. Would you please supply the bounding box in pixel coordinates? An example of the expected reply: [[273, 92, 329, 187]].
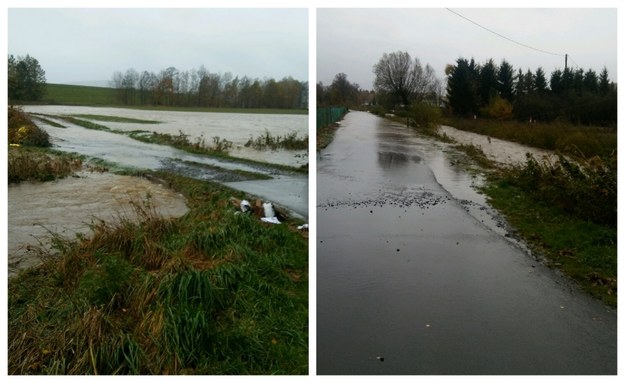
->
[[245, 130, 308, 150], [409, 102, 442, 129], [8, 147, 83, 183], [8, 172, 308, 374], [504, 152, 616, 227], [483, 151, 617, 306], [8, 106, 51, 147], [133, 130, 234, 155]]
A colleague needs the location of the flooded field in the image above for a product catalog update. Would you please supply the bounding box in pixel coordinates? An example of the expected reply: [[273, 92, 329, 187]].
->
[[8, 172, 188, 277], [19, 106, 308, 217], [439, 125, 557, 166], [23, 105, 308, 167], [9, 106, 308, 276]]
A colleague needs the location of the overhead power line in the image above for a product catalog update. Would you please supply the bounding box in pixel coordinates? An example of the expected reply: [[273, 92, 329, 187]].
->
[[567, 55, 581, 69], [446, 8, 566, 57]]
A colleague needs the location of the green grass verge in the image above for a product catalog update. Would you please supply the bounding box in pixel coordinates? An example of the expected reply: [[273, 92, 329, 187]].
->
[[421, 118, 617, 307], [245, 129, 308, 151], [129, 130, 308, 174], [70, 114, 161, 124], [8, 171, 308, 374], [316, 123, 340, 150], [56, 115, 113, 131], [30, 114, 67, 128], [119, 105, 308, 115], [482, 177, 616, 307]]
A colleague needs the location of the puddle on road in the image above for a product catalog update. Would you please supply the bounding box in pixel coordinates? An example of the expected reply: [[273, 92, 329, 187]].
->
[[8, 172, 188, 277]]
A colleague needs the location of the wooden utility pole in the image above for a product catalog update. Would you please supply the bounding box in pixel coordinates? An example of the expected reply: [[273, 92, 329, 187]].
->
[[565, 54, 568, 71]]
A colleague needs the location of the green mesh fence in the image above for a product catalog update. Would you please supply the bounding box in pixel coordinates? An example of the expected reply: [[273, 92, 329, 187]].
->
[[317, 107, 348, 129]]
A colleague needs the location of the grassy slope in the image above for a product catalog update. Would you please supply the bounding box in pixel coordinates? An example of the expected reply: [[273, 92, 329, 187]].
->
[[8, 171, 308, 374], [45, 84, 117, 105], [432, 117, 617, 307], [482, 178, 616, 307]]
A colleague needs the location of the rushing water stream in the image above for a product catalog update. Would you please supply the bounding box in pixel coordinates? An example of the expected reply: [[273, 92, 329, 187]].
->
[[8, 172, 188, 277]]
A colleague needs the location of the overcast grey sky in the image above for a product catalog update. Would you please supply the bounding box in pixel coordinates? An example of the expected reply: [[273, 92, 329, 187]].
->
[[317, 8, 617, 90], [8, 8, 308, 85]]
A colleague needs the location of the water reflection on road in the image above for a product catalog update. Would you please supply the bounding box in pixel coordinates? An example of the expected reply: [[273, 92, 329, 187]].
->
[[317, 111, 616, 374]]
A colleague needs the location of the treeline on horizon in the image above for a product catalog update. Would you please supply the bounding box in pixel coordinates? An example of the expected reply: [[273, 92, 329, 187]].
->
[[318, 56, 617, 127], [446, 57, 616, 126], [111, 67, 309, 110]]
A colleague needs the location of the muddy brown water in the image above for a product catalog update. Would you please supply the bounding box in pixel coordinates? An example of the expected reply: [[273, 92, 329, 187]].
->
[[8, 172, 188, 277], [317, 111, 616, 374]]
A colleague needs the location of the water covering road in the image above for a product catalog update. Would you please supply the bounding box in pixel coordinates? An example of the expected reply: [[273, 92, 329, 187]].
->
[[316, 111, 616, 374]]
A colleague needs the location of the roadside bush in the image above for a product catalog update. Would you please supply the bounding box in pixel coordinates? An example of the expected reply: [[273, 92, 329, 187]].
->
[[368, 105, 386, 116], [410, 102, 442, 128], [8, 106, 51, 147], [479, 95, 513, 120], [505, 152, 616, 227]]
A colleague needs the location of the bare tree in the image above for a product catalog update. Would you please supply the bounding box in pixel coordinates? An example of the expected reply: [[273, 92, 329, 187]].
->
[[373, 51, 440, 107]]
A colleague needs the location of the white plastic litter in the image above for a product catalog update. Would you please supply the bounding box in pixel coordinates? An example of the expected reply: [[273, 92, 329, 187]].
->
[[261, 217, 281, 224], [240, 200, 251, 213], [297, 224, 309, 230], [263, 202, 275, 218]]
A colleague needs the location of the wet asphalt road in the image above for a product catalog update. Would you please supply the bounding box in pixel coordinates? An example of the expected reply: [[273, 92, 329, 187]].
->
[[316, 111, 616, 375]]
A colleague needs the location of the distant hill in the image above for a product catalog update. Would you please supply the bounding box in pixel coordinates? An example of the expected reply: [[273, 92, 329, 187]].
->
[[44, 83, 118, 106], [40, 83, 307, 114], [63, 80, 112, 88]]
